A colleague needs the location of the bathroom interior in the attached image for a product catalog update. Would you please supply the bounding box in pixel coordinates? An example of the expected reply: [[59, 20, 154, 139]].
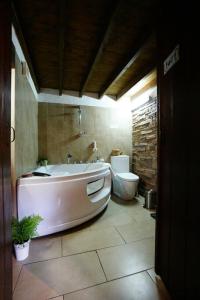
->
[[12, 53, 163, 300], [10, 1, 171, 300]]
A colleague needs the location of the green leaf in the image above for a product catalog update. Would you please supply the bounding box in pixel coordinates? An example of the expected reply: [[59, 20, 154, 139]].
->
[[12, 215, 43, 244]]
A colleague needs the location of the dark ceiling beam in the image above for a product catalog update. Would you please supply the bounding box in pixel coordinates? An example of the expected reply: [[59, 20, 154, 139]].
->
[[58, 0, 66, 96], [79, 1, 121, 97], [12, 2, 40, 93], [116, 62, 156, 100], [99, 34, 154, 99]]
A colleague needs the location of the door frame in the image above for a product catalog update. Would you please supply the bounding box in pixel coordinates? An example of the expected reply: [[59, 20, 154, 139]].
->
[[0, 1, 12, 299]]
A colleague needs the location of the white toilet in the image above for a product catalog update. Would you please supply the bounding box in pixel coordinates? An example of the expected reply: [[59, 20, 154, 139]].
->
[[111, 155, 139, 200]]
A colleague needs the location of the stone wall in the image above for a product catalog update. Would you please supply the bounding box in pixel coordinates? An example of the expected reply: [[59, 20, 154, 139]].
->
[[38, 103, 132, 164], [15, 55, 38, 177], [132, 95, 157, 193]]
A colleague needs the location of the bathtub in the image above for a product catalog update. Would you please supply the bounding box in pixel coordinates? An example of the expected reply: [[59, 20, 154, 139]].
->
[[17, 163, 111, 236]]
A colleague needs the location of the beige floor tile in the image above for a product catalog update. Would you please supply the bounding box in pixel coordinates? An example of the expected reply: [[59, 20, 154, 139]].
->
[[104, 212, 135, 227], [127, 205, 154, 221], [62, 227, 124, 256], [23, 236, 62, 264], [106, 198, 128, 215], [109, 199, 146, 219], [73, 199, 138, 232], [13, 266, 58, 300], [116, 219, 155, 243], [63, 271, 165, 300], [13, 257, 23, 291], [83, 207, 136, 231], [49, 296, 64, 300], [14, 251, 106, 299], [82, 213, 115, 231], [97, 238, 154, 280], [110, 196, 141, 214]]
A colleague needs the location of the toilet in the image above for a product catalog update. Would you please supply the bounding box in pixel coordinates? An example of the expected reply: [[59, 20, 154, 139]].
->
[[111, 155, 139, 200]]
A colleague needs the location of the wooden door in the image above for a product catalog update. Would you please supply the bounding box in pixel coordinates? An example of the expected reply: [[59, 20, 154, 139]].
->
[[155, 2, 200, 299], [0, 1, 12, 299]]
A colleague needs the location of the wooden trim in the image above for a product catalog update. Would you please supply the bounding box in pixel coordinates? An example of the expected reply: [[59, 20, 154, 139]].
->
[[79, 1, 121, 97], [0, 1, 12, 299], [12, 2, 40, 93], [58, 0, 66, 96], [130, 77, 157, 101], [11, 67, 16, 217], [116, 62, 156, 100], [99, 34, 154, 99]]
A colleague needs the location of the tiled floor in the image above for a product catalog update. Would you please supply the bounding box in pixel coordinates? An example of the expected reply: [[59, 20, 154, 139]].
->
[[13, 195, 170, 300]]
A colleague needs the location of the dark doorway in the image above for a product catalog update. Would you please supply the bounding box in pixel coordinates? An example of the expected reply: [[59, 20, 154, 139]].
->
[[156, 2, 200, 299]]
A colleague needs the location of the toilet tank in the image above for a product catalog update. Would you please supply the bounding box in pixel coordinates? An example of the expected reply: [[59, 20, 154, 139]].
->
[[111, 155, 129, 173]]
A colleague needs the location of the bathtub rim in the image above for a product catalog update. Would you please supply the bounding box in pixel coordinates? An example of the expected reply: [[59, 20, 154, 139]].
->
[[17, 162, 111, 185]]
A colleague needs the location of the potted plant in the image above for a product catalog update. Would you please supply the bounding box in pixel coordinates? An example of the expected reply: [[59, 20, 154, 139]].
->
[[12, 214, 43, 261], [37, 157, 48, 166]]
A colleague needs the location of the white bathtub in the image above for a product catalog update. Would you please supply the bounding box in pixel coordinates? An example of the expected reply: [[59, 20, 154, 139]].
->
[[17, 163, 111, 236]]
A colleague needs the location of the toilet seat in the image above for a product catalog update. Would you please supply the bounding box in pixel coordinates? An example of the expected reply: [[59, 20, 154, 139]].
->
[[117, 172, 139, 182]]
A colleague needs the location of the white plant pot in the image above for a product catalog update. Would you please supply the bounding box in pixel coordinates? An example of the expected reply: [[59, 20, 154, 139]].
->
[[14, 240, 30, 261]]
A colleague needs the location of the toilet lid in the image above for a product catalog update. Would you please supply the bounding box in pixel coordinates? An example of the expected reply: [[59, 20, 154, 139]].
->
[[117, 172, 139, 182]]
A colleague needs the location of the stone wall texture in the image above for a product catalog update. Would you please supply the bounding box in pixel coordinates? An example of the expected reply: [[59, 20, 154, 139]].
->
[[15, 55, 38, 177], [132, 95, 157, 192], [38, 103, 132, 164]]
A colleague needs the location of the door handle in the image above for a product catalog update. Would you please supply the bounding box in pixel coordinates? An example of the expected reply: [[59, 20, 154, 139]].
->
[[11, 126, 15, 142]]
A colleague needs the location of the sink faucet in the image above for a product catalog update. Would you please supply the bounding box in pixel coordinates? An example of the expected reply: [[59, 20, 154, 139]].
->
[[66, 153, 72, 164]]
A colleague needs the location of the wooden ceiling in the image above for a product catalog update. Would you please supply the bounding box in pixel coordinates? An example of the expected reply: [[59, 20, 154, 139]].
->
[[12, 0, 158, 99]]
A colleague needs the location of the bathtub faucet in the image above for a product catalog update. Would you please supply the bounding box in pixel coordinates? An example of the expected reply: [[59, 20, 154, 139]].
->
[[66, 153, 72, 164]]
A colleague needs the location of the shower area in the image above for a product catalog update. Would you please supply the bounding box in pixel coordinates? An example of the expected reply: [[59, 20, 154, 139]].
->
[[38, 102, 132, 165]]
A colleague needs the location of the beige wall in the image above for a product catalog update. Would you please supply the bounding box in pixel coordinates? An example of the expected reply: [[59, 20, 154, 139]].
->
[[15, 55, 38, 177], [38, 103, 132, 164]]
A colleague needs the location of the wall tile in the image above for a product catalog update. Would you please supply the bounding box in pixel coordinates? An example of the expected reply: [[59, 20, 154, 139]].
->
[[38, 103, 132, 164]]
